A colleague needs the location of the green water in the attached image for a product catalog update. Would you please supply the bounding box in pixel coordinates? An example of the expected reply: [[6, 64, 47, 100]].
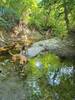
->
[[0, 54, 75, 100]]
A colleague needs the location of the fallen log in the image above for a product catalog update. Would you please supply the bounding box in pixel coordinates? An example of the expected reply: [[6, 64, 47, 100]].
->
[[0, 37, 75, 59], [26, 37, 75, 58]]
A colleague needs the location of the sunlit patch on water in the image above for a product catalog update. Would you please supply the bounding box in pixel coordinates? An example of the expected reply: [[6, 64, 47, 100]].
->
[[47, 66, 74, 86], [27, 78, 42, 96], [48, 71, 60, 86], [35, 60, 43, 69], [60, 66, 74, 76]]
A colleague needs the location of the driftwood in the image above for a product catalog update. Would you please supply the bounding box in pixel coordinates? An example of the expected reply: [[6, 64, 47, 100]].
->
[[26, 37, 75, 58]]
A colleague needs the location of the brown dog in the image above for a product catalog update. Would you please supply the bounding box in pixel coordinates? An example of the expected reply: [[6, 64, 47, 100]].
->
[[12, 54, 28, 64]]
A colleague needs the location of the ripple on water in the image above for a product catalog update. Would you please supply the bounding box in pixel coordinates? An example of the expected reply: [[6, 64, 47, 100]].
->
[[47, 66, 74, 86]]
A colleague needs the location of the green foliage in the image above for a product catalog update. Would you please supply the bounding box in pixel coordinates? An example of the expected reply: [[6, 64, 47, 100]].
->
[[0, 0, 74, 36], [29, 8, 47, 30], [0, 0, 75, 36], [0, 0, 38, 31], [29, 0, 75, 37], [0, 7, 19, 31]]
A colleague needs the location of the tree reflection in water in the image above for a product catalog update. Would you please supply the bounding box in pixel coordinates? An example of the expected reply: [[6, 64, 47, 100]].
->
[[0, 59, 75, 100]]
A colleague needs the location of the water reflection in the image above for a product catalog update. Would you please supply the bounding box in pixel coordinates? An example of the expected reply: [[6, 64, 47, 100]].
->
[[0, 59, 75, 100], [47, 66, 74, 86], [27, 78, 41, 96], [48, 71, 60, 85], [60, 66, 73, 76], [35, 60, 43, 69]]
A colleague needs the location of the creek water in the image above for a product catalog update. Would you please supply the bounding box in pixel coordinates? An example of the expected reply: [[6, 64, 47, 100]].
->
[[0, 58, 75, 100]]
